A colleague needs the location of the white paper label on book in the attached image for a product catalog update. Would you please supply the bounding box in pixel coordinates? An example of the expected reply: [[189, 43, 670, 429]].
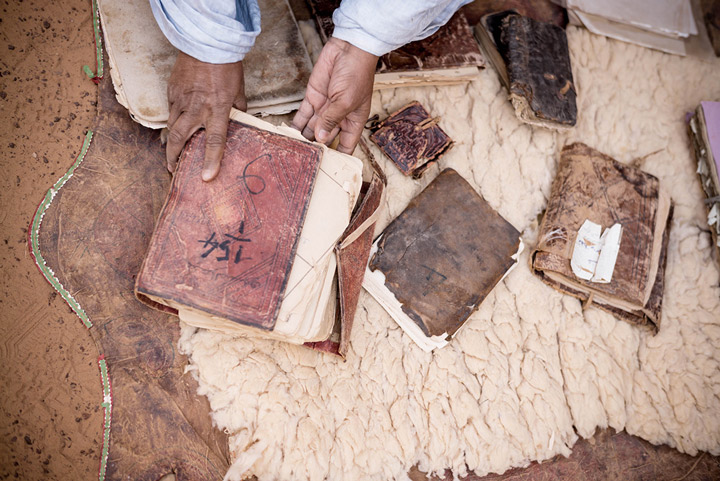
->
[[571, 220, 622, 283]]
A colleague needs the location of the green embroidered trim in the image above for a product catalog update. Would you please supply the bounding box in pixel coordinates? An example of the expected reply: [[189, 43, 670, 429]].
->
[[83, 0, 104, 83], [97, 356, 112, 481], [29, 131, 94, 328]]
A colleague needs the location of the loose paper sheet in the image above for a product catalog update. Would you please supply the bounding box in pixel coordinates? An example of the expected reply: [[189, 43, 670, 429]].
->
[[571, 220, 623, 283]]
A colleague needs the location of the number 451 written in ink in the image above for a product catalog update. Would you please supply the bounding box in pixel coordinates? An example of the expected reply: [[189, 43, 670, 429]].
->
[[198, 221, 251, 264]]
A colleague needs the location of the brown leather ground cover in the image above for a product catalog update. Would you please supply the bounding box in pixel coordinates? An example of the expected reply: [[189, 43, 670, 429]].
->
[[1, 1, 718, 480]]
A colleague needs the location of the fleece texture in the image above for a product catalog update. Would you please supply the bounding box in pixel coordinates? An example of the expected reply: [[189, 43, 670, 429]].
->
[[178, 26, 720, 481]]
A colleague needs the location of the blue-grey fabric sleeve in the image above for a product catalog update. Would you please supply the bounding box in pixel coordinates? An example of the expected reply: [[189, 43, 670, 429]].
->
[[149, 0, 261, 63]]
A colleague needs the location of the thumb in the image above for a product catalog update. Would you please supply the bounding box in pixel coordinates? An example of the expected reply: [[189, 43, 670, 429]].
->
[[315, 99, 349, 144]]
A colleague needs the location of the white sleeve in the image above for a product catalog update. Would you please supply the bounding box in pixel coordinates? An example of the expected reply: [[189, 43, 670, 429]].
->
[[149, 0, 261, 64], [331, 0, 473, 56]]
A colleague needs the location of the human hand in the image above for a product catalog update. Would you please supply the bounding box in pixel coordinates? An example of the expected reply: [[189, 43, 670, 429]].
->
[[292, 37, 378, 154], [166, 52, 247, 181]]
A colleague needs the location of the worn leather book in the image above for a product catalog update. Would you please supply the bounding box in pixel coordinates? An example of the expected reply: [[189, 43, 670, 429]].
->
[[532, 143, 673, 333], [99, 0, 313, 128], [702, 0, 720, 56], [689, 101, 720, 261], [460, 0, 567, 28], [369, 101, 453, 178], [136, 110, 384, 353], [307, 0, 485, 89], [363, 168, 522, 351], [475, 10, 577, 129]]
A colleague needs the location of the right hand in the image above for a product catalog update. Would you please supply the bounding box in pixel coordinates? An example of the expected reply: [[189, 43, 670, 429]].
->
[[166, 52, 247, 181]]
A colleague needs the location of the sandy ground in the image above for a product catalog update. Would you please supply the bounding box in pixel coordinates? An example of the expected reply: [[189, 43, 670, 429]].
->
[[0, 0, 101, 479]]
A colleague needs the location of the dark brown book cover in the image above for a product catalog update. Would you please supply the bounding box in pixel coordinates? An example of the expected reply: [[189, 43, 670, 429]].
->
[[307, 1, 485, 72], [531, 143, 672, 332], [460, 0, 568, 28], [702, 0, 720, 57], [477, 11, 577, 127], [136, 120, 322, 331], [369, 101, 453, 178], [369, 168, 520, 339]]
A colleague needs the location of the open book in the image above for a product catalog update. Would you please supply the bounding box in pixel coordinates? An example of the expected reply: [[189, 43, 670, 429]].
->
[[136, 110, 384, 353], [98, 0, 313, 128]]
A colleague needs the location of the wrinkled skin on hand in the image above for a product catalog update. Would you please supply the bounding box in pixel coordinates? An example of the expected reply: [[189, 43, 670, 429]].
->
[[292, 37, 379, 154], [166, 52, 247, 181]]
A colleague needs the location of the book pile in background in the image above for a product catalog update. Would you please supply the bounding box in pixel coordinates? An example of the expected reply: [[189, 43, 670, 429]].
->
[[307, 0, 485, 89], [689, 101, 720, 261], [532, 143, 672, 333], [555, 0, 699, 56], [99, 0, 313, 128]]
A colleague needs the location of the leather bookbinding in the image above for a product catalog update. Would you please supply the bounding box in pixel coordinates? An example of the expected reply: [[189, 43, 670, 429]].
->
[[308, 1, 484, 73], [136, 120, 322, 331], [531, 143, 672, 332], [369, 168, 520, 339], [369, 101, 454, 178]]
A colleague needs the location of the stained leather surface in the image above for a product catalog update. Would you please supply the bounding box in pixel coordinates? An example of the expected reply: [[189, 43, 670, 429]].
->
[[37, 73, 229, 480], [369, 101, 453, 178]]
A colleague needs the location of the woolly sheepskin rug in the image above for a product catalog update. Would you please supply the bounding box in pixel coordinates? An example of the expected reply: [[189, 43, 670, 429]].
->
[[178, 26, 720, 481]]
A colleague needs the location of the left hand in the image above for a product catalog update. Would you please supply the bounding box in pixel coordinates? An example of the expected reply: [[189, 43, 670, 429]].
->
[[292, 37, 378, 154]]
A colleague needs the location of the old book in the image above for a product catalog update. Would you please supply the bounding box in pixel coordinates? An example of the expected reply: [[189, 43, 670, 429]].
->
[[460, 0, 568, 28], [368, 101, 453, 178], [136, 109, 370, 345], [307, 0, 485, 89], [702, 0, 720, 56], [363, 168, 522, 351], [99, 0, 313, 128], [532, 143, 673, 333], [475, 10, 577, 129], [689, 101, 720, 260], [559, 0, 699, 56]]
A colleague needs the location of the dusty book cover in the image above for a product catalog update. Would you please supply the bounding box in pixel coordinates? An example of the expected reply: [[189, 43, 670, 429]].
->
[[477, 11, 577, 128], [136, 120, 322, 331], [369, 168, 520, 339], [532, 143, 672, 331], [369, 101, 453, 178], [307, 0, 485, 73]]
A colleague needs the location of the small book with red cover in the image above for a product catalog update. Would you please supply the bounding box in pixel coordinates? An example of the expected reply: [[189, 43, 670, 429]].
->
[[135, 110, 384, 356]]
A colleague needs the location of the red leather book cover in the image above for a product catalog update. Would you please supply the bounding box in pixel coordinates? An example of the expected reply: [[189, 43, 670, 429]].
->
[[136, 120, 322, 331]]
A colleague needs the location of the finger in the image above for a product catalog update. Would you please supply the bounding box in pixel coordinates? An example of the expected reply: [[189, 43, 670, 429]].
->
[[166, 112, 202, 173], [336, 122, 363, 154], [167, 100, 184, 131], [292, 97, 315, 133], [201, 112, 230, 182], [301, 112, 320, 141], [315, 98, 350, 144]]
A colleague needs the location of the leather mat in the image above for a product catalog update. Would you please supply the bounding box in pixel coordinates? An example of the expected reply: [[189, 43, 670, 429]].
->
[[423, 428, 720, 480], [32, 73, 229, 480]]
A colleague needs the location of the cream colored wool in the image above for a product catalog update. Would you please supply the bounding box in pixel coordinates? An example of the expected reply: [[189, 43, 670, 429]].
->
[[178, 27, 720, 481]]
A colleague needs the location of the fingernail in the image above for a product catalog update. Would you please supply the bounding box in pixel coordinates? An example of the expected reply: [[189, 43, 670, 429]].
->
[[202, 169, 214, 182], [317, 129, 329, 143]]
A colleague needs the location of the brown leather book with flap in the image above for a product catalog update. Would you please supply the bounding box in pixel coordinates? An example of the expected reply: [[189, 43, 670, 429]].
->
[[369, 101, 454, 178], [532, 143, 673, 333], [135, 111, 384, 357], [363, 168, 522, 351]]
